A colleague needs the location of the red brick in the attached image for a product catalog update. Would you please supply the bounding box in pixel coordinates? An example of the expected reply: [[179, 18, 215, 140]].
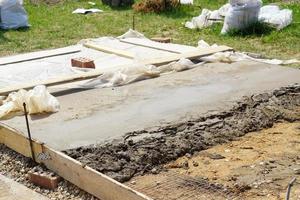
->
[[28, 171, 61, 190], [71, 57, 95, 69]]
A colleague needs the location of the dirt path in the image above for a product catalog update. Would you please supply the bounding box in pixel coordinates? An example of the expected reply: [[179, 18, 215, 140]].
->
[[126, 122, 300, 200]]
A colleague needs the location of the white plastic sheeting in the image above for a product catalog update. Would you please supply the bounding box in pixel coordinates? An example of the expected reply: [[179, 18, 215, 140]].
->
[[80, 58, 203, 88], [117, 29, 147, 39], [198, 40, 300, 65], [0, 0, 29, 29], [0, 85, 60, 119]]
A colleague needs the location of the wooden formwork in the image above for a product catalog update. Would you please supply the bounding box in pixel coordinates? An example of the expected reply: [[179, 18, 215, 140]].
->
[[0, 123, 152, 200]]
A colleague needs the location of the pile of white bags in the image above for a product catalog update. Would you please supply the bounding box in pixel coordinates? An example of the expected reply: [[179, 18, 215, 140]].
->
[[185, 0, 293, 33], [0, 85, 60, 119], [0, 0, 29, 29]]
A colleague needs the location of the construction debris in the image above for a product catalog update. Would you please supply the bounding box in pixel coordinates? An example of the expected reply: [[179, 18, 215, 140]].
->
[[71, 57, 95, 69]]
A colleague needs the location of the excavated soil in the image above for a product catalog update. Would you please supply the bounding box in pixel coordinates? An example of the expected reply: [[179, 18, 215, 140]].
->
[[65, 84, 300, 183], [127, 122, 300, 199]]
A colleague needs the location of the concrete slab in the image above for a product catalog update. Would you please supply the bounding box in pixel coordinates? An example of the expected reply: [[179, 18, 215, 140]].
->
[[0, 174, 50, 200], [2, 61, 300, 150]]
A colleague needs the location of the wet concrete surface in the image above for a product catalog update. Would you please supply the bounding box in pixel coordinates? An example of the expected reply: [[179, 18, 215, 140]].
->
[[1, 61, 300, 150]]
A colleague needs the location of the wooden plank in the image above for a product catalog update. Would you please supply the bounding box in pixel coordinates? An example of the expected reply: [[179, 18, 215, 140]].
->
[[119, 39, 181, 54], [83, 42, 135, 59], [0, 123, 152, 200], [147, 45, 233, 66], [0, 46, 81, 66], [0, 45, 233, 96]]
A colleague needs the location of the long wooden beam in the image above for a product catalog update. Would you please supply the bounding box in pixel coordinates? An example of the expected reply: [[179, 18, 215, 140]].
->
[[0, 123, 152, 200], [83, 42, 135, 59], [0, 45, 232, 96], [119, 39, 182, 54]]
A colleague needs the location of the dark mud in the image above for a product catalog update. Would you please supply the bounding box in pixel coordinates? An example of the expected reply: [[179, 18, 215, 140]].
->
[[65, 84, 300, 183]]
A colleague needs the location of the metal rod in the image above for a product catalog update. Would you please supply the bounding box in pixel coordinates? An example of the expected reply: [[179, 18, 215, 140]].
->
[[132, 14, 135, 30], [23, 102, 36, 163], [286, 177, 296, 200]]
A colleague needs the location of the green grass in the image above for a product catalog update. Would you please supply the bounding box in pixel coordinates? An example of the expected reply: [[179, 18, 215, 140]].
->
[[0, 0, 299, 60]]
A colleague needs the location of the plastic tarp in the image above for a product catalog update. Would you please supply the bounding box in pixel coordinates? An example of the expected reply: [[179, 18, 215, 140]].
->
[[198, 40, 300, 65], [79, 58, 203, 88], [0, 85, 60, 119], [0, 0, 29, 29]]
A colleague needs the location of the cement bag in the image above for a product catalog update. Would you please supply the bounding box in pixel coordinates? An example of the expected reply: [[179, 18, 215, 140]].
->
[[259, 5, 293, 30], [221, 0, 262, 34], [0, 0, 29, 29], [0, 85, 59, 119]]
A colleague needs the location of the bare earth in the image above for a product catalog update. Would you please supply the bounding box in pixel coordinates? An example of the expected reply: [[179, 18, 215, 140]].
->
[[127, 122, 300, 200]]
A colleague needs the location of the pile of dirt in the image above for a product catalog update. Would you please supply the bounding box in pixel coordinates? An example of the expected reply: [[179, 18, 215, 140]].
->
[[127, 122, 300, 199], [65, 84, 300, 183]]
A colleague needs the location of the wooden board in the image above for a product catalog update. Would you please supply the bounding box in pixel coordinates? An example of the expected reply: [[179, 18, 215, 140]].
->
[[83, 42, 135, 59], [119, 39, 181, 54], [0, 123, 152, 200], [0, 45, 233, 96], [146, 45, 233, 66], [0, 46, 81, 66]]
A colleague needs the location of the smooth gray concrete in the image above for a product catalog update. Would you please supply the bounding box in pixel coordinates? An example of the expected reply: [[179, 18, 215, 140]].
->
[[2, 61, 300, 150]]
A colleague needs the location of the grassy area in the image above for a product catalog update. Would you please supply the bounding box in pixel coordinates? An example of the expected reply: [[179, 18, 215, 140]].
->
[[0, 0, 299, 59]]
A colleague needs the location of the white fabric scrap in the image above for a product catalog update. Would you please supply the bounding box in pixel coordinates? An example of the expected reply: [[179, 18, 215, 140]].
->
[[0, 85, 60, 119], [72, 8, 103, 14]]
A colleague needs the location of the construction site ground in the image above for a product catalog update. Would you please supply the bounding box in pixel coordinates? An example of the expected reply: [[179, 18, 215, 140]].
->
[[126, 122, 300, 200], [0, 39, 300, 200]]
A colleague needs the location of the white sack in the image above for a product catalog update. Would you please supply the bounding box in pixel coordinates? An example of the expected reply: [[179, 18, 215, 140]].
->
[[221, 0, 262, 34], [259, 5, 292, 30], [0, 0, 29, 29], [0, 85, 60, 119]]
